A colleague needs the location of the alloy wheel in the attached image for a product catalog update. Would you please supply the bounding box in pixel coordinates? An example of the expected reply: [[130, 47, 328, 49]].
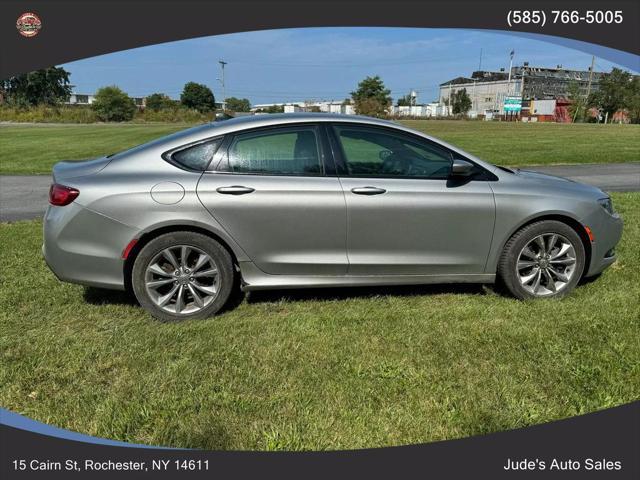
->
[[144, 245, 219, 314], [516, 233, 577, 296]]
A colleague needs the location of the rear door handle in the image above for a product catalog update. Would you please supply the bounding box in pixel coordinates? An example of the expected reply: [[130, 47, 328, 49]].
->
[[216, 186, 255, 195], [351, 186, 387, 195]]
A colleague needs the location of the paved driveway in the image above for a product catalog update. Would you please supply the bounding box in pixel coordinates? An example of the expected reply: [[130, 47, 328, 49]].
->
[[1, 163, 639, 222], [1, 175, 51, 222], [523, 163, 640, 193]]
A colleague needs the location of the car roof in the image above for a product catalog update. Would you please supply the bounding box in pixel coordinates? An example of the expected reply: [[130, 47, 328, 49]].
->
[[113, 112, 498, 174], [207, 112, 400, 131], [130, 113, 407, 152]]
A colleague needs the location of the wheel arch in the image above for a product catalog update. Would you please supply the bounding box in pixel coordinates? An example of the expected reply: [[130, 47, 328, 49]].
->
[[123, 223, 242, 292], [497, 213, 592, 278]]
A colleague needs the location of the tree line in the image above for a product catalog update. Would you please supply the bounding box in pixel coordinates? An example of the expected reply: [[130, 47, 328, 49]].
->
[[0, 67, 252, 121], [2, 66, 638, 123]]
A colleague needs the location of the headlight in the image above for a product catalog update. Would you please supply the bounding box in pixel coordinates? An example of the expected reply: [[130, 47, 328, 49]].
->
[[598, 197, 615, 215]]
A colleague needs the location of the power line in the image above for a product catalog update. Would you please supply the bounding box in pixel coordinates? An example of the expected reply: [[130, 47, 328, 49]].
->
[[227, 53, 464, 68]]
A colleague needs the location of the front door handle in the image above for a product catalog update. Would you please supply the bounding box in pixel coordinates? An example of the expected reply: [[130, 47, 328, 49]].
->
[[351, 186, 387, 195], [216, 186, 255, 195]]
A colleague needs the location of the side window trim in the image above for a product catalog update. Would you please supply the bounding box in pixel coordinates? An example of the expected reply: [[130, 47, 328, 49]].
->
[[213, 124, 327, 177], [206, 135, 232, 172], [325, 123, 348, 176], [318, 124, 338, 176], [162, 135, 225, 172]]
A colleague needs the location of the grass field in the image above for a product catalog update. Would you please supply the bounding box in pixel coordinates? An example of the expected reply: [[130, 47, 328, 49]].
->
[[1, 121, 639, 174], [1, 193, 638, 450]]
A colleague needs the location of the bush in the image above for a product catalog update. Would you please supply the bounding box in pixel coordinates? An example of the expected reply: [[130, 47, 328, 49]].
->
[[225, 97, 251, 112], [0, 104, 213, 124], [145, 93, 176, 111], [91, 86, 137, 122], [0, 105, 98, 123], [133, 107, 213, 123]]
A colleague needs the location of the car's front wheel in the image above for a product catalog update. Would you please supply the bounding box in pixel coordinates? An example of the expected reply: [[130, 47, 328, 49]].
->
[[498, 220, 586, 299], [132, 232, 235, 321]]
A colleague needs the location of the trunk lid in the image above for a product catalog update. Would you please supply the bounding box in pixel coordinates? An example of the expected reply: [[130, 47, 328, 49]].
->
[[52, 156, 112, 182]]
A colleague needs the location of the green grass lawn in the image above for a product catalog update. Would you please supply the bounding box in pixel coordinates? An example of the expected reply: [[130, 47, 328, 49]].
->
[[1, 193, 638, 450], [1, 121, 639, 174], [0, 124, 187, 175], [402, 120, 640, 167]]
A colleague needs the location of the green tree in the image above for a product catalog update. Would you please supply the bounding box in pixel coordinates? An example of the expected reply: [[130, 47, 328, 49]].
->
[[451, 88, 472, 115], [624, 76, 640, 124], [396, 94, 412, 106], [91, 86, 137, 122], [1, 67, 72, 106], [145, 93, 174, 111], [351, 76, 392, 117], [180, 82, 215, 112], [225, 97, 251, 112], [588, 68, 633, 120], [256, 105, 284, 114]]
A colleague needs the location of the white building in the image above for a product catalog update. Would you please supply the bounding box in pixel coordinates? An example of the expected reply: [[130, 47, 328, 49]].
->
[[389, 102, 448, 118], [65, 92, 146, 107], [439, 73, 522, 116], [254, 100, 355, 115], [391, 105, 427, 117], [65, 93, 96, 105]]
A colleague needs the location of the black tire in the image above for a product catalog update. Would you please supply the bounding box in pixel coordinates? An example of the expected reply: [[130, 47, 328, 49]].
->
[[497, 220, 586, 300], [131, 232, 235, 321]]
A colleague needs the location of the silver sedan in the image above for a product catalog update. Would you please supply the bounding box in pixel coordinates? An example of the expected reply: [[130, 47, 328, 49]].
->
[[43, 114, 623, 321]]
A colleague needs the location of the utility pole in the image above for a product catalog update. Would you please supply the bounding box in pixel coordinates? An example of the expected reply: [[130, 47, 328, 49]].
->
[[473, 79, 477, 115], [507, 49, 514, 93], [505, 50, 516, 121], [218, 60, 227, 111], [574, 56, 595, 123], [474, 48, 482, 117], [585, 55, 595, 100]]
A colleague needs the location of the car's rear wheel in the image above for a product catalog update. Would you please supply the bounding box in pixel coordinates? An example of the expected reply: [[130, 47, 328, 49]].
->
[[498, 220, 586, 299], [132, 232, 234, 321]]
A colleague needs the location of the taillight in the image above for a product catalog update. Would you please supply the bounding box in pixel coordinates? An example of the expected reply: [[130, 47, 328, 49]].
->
[[49, 183, 79, 206]]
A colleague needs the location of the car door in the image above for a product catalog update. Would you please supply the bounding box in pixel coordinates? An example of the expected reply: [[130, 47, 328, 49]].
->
[[330, 124, 495, 275], [197, 124, 348, 275]]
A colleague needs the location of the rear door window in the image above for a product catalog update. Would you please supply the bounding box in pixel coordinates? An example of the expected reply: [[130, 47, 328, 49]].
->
[[225, 127, 323, 176]]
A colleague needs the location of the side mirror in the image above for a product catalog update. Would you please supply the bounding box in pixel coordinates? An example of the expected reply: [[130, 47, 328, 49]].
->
[[451, 159, 474, 177]]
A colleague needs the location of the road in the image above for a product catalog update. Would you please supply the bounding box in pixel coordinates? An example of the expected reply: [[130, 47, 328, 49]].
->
[[525, 163, 640, 193], [1, 163, 639, 222]]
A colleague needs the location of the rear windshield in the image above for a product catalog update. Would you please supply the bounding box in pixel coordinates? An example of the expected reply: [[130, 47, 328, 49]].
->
[[108, 123, 218, 160]]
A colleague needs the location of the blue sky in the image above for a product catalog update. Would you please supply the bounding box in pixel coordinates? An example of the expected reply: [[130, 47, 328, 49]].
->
[[62, 28, 632, 105]]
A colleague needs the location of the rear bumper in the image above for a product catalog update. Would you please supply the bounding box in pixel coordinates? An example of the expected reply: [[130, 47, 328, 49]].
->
[[43, 203, 137, 290]]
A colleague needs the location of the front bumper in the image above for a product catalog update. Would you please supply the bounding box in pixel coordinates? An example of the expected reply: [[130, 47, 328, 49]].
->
[[582, 208, 623, 277], [43, 203, 138, 290]]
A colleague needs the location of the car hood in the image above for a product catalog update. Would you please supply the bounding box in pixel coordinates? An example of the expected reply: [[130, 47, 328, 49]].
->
[[514, 168, 606, 197], [52, 156, 112, 182]]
